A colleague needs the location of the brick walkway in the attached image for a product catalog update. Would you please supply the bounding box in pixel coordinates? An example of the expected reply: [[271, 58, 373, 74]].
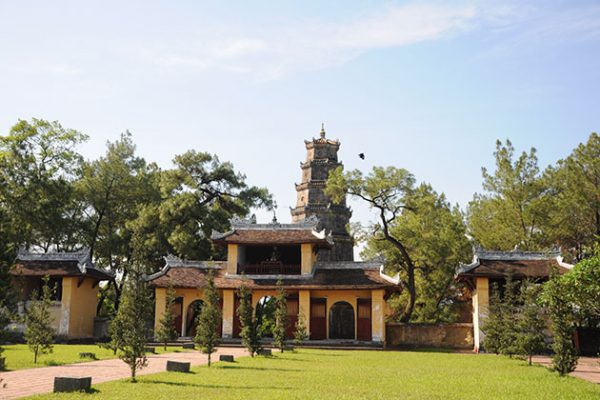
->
[[0, 347, 249, 399], [532, 356, 600, 384]]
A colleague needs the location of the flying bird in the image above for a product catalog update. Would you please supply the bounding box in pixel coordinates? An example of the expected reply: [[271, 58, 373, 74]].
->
[[358, 153, 365, 160]]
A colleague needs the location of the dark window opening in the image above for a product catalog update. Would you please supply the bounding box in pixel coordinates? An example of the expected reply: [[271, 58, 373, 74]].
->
[[238, 245, 301, 275]]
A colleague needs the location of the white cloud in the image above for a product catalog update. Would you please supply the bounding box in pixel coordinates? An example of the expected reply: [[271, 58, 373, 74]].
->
[[152, 3, 485, 80]]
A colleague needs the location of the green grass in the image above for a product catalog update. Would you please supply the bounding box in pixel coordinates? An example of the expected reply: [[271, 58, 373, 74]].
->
[[27, 349, 600, 400], [1, 344, 188, 371]]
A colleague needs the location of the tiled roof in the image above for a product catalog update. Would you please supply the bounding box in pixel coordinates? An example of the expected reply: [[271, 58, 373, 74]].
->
[[147, 257, 399, 290], [457, 249, 572, 279], [211, 216, 333, 246], [10, 249, 114, 281]]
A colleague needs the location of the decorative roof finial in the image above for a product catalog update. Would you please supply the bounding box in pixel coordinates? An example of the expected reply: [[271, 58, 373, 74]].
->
[[320, 122, 326, 139], [271, 202, 278, 223]]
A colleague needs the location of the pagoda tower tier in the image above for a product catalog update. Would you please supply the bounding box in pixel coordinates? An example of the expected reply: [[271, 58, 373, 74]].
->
[[290, 125, 354, 261]]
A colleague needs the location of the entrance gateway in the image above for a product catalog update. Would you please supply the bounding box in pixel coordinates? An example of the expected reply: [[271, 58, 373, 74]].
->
[[147, 127, 402, 343]]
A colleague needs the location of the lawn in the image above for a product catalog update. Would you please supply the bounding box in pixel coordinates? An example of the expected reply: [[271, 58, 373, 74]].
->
[[1, 344, 189, 371], [27, 349, 600, 400]]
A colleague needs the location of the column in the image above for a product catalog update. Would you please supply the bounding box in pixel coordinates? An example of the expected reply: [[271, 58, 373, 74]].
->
[[371, 289, 385, 343], [222, 289, 235, 338], [299, 290, 311, 334], [153, 287, 167, 337], [59, 277, 74, 337], [300, 244, 315, 274], [227, 244, 238, 274], [472, 277, 489, 352]]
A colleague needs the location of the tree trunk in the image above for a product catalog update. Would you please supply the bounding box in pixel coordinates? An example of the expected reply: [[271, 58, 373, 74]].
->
[[131, 364, 137, 383], [208, 353, 211, 367]]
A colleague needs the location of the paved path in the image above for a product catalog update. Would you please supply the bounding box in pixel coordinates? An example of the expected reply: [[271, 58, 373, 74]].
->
[[532, 356, 600, 384], [0, 347, 249, 399]]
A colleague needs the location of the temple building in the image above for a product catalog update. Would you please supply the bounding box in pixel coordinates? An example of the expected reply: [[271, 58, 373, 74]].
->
[[9, 249, 114, 339], [148, 128, 401, 343], [456, 249, 573, 352]]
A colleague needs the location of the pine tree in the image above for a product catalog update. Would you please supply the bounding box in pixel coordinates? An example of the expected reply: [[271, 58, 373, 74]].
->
[[237, 284, 262, 357], [156, 281, 178, 350], [24, 276, 55, 364], [482, 282, 504, 354], [112, 266, 152, 382], [194, 271, 221, 366], [516, 282, 547, 365], [499, 274, 520, 357], [542, 277, 579, 376], [273, 280, 287, 352], [294, 310, 309, 347]]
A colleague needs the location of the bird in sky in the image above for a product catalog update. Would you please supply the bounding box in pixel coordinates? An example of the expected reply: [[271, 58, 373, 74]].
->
[[358, 153, 365, 160]]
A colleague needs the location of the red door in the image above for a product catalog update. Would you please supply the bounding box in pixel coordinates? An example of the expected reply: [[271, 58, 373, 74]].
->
[[286, 298, 299, 339], [357, 299, 372, 341], [310, 298, 327, 340]]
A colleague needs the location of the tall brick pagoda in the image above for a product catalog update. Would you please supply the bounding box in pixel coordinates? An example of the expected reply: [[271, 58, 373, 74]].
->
[[291, 125, 354, 261]]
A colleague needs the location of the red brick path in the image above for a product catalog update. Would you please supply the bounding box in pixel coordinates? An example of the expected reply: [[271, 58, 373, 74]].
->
[[532, 356, 600, 384], [0, 347, 249, 399]]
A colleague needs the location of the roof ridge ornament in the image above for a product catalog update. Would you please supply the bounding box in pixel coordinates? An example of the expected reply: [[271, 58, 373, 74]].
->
[[320, 122, 326, 139]]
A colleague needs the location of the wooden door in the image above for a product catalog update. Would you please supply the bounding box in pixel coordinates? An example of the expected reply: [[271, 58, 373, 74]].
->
[[357, 299, 372, 341], [286, 298, 299, 339], [310, 298, 326, 340]]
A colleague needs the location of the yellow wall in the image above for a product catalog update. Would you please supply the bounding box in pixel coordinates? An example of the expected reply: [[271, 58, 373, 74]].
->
[[62, 277, 99, 338], [301, 244, 316, 274], [222, 289, 235, 338], [371, 289, 385, 342], [472, 277, 489, 352], [227, 244, 238, 274], [154, 287, 167, 334]]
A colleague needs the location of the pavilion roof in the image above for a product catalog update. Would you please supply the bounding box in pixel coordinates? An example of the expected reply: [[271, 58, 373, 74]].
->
[[456, 249, 572, 279], [211, 215, 333, 247], [147, 256, 400, 291], [10, 249, 114, 281]]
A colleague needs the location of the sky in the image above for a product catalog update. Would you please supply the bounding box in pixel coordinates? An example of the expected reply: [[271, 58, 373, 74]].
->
[[0, 0, 598, 232]]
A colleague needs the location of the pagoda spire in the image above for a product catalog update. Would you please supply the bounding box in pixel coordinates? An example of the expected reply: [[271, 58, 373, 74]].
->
[[320, 123, 326, 138]]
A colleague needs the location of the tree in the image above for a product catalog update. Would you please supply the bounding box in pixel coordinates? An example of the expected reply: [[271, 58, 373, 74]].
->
[[157, 150, 272, 261], [294, 310, 309, 347], [112, 266, 152, 382], [481, 282, 504, 354], [516, 283, 547, 365], [361, 183, 472, 322], [194, 271, 221, 366], [273, 280, 287, 352], [24, 276, 55, 364], [0, 118, 87, 252], [468, 139, 551, 251], [237, 284, 262, 357], [559, 253, 600, 322], [544, 133, 600, 261], [542, 276, 579, 376], [155, 281, 178, 350], [77, 132, 161, 312], [481, 275, 527, 357], [327, 166, 419, 321]]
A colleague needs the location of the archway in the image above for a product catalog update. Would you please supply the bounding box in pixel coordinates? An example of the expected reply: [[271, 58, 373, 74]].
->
[[329, 301, 355, 339], [255, 296, 276, 338], [186, 300, 204, 337]]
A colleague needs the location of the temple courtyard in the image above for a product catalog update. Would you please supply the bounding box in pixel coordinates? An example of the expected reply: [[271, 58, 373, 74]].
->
[[0, 347, 598, 400]]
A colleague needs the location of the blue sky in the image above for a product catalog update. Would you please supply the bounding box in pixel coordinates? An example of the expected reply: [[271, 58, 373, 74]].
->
[[0, 0, 598, 229]]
